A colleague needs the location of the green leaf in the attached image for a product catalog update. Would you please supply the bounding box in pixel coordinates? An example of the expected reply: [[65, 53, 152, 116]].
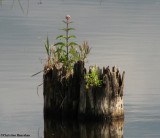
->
[[56, 35, 66, 40], [54, 42, 66, 47], [56, 48, 62, 53], [61, 54, 67, 60], [78, 54, 81, 61], [62, 49, 66, 53], [47, 35, 49, 49], [68, 35, 76, 39], [61, 43, 67, 49], [62, 20, 73, 24], [69, 42, 78, 46], [44, 35, 50, 56], [59, 28, 75, 32], [68, 28, 75, 31], [59, 28, 67, 31], [44, 43, 49, 56]]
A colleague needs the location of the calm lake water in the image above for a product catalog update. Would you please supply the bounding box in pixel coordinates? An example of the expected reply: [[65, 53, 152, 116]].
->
[[1, 0, 160, 137]]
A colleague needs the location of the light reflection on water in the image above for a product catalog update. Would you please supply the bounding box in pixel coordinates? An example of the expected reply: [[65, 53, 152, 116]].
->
[[0, 0, 160, 137]]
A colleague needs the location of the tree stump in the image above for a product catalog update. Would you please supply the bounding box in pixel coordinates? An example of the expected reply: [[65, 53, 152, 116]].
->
[[43, 60, 125, 120]]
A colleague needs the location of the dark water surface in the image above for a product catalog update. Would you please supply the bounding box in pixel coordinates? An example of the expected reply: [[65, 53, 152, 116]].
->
[[1, 0, 160, 137]]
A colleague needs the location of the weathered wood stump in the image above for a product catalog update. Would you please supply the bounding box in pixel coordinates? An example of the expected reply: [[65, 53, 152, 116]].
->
[[43, 61, 125, 120]]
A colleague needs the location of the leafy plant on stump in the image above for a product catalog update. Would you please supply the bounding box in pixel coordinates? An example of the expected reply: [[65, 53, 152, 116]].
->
[[54, 15, 78, 72], [86, 65, 102, 89], [43, 15, 102, 88], [44, 15, 91, 74], [43, 35, 52, 71]]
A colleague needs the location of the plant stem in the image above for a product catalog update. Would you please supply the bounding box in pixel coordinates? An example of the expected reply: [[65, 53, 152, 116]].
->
[[66, 20, 69, 61]]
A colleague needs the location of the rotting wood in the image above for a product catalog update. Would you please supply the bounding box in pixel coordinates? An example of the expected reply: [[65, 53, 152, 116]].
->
[[43, 60, 125, 120]]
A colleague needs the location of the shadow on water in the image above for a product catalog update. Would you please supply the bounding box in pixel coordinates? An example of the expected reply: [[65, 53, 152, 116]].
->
[[44, 118, 124, 138]]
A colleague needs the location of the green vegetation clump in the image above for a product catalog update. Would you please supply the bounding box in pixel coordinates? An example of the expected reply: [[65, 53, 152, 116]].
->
[[43, 15, 91, 73], [86, 65, 102, 89], [43, 15, 102, 88]]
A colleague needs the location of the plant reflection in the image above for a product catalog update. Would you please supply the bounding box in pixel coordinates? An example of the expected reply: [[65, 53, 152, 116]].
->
[[44, 118, 124, 138], [11, 0, 29, 15], [9, 0, 42, 15]]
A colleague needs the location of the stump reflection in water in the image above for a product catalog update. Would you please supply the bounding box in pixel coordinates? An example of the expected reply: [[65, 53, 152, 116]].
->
[[44, 118, 124, 138]]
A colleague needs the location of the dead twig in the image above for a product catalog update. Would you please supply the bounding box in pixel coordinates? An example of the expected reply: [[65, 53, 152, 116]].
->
[[31, 70, 43, 77]]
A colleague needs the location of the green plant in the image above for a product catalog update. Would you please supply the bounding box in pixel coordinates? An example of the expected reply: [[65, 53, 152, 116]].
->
[[54, 15, 78, 69], [43, 35, 52, 67], [86, 65, 102, 89], [43, 15, 91, 73]]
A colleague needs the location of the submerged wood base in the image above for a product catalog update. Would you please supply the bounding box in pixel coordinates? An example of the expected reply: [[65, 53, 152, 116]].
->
[[43, 61, 125, 120]]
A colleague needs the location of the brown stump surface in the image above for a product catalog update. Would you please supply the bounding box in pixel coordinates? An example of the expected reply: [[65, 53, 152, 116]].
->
[[43, 61, 125, 120]]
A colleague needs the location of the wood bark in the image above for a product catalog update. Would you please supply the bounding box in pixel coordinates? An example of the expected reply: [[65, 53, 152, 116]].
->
[[43, 61, 125, 120]]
